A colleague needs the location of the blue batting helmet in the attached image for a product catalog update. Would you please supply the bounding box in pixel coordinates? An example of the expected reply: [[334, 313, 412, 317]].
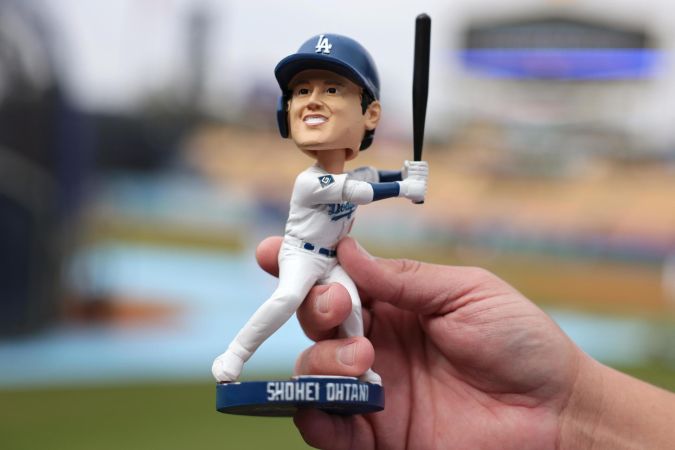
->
[[274, 34, 380, 150]]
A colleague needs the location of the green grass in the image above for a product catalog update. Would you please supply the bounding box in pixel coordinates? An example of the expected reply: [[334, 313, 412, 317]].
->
[[0, 380, 311, 450], [617, 363, 675, 392], [1, 364, 672, 450]]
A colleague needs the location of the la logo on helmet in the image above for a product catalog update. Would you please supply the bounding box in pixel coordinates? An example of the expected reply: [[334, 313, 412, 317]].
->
[[315, 35, 332, 54]]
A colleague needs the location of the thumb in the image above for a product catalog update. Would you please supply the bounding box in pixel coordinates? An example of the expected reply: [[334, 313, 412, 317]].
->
[[336, 237, 506, 316]]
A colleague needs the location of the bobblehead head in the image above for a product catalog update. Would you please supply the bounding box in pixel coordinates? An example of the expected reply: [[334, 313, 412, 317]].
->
[[286, 69, 381, 162], [275, 34, 383, 166]]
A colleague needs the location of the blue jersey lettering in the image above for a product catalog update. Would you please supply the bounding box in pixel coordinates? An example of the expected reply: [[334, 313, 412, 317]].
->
[[327, 202, 357, 221]]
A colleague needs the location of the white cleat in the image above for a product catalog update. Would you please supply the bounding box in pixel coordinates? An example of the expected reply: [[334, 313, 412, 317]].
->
[[360, 369, 382, 385], [211, 351, 244, 383]]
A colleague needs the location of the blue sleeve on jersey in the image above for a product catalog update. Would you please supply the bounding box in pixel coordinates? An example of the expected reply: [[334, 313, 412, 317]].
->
[[378, 170, 402, 182], [369, 182, 400, 201]]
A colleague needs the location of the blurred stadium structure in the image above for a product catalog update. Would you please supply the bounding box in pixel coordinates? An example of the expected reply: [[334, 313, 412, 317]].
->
[[0, 0, 90, 336], [0, 0, 673, 398], [441, 0, 675, 170]]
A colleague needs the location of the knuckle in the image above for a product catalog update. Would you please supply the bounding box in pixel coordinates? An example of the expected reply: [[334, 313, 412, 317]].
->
[[398, 257, 424, 276], [466, 266, 500, 285]]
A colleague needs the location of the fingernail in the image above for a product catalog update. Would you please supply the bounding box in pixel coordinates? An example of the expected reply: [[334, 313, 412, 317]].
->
[[338, 342, 357, 366], [316, 289, 331, 314]]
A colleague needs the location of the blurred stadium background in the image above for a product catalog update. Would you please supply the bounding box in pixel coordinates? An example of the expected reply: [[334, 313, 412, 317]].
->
[[1, 0, 674, 448]]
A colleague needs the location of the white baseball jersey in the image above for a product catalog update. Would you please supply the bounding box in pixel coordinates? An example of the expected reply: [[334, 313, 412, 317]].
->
[[285, 164, 376, 248], [212, 163, 387, 385]]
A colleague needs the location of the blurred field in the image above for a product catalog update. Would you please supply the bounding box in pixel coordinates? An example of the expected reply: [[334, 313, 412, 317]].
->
[[618, 364, 675, 392], [371, 245, 669, 317], [1, 364, 673, 450], [0, 379, 311, 450]]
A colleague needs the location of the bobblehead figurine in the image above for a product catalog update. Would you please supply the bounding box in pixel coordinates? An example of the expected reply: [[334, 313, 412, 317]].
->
[[213, 32, 429, 416]]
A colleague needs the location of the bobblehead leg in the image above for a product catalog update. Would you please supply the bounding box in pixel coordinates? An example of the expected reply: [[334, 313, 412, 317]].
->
[[324, 264, 382, 385], [212, 246, 328, 382]]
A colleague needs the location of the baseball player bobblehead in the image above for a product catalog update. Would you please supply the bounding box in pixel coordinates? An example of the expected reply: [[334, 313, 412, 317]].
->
[[212, 34, 429, 386]]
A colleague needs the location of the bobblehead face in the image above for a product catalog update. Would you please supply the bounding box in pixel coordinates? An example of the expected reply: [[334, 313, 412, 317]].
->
[[287, 69, 381, 161]]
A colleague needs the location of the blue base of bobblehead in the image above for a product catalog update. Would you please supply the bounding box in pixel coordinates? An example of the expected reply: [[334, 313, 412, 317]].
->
[[217, 376, 384, 416]]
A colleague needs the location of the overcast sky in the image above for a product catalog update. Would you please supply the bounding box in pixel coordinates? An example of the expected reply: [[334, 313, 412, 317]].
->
[[19, 0, 467, 139], [21, 0, 675, 138]]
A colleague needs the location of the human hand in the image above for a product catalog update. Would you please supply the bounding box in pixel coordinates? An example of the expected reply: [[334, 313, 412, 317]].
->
[[255, 236, 585, 449], [397, 177, 427, 203], [402, 160, 429, 181], [399, 161, 427, 203]]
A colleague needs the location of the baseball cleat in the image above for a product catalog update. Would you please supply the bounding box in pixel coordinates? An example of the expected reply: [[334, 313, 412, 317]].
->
[[361, 368, 382, 385], [212, 350, 244, 383]]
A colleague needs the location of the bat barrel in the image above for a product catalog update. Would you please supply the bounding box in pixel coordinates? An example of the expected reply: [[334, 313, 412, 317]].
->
[[413, 14, 431, 162]]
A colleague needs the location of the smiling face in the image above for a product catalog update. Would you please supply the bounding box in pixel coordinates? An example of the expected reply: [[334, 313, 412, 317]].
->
[[287, 69, 380, 160]]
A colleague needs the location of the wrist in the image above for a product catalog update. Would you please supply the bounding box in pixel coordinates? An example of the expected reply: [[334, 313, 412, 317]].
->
[[558, 351, 675, 450], [396, 180, 405, 197], [369, 182, 400, 201], [557, 352, 605, 450]]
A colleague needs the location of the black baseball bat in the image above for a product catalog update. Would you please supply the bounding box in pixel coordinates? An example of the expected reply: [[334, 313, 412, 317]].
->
[[412, 13, 430, 203]]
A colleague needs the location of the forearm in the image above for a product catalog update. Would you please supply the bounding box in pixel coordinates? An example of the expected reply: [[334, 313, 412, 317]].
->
[[378, 170, 402, 182], [344, 162, 425, 204], [343, 179, 400, 204], [558, 353, 675, 450]]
